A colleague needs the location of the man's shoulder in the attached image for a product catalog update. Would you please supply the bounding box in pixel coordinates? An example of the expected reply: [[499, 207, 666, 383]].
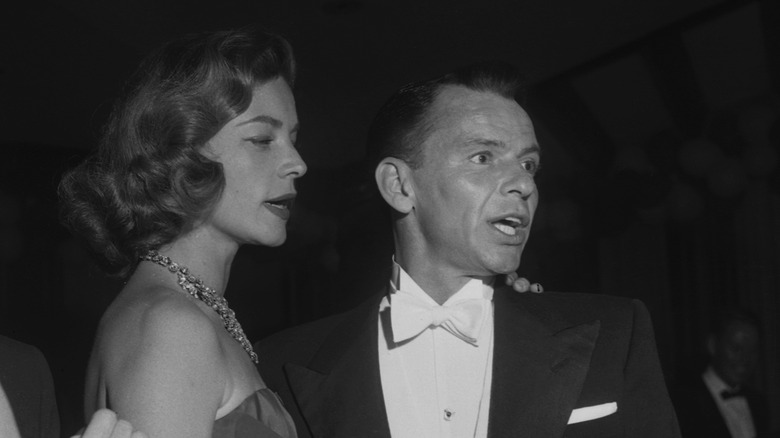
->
[[0, 335, 48, 375], [0, 335, 56, 412], [503, 287, 643, 316], [257, 310, 349, 349], [0, 334, 42, 359], [497, 287, 652, 335], [519, 289, 635, 305]]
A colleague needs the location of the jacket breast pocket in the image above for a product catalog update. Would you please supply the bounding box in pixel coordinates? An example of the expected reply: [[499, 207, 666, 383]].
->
[[563, 410, 620, 438]]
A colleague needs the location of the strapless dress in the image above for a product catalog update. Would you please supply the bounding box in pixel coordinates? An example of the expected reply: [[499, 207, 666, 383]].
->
[[212, 388, 297, 438]]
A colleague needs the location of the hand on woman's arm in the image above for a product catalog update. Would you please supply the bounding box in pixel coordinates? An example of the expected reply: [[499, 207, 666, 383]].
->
[[1, 384, 21, 438], [72, 409, 147, 438]]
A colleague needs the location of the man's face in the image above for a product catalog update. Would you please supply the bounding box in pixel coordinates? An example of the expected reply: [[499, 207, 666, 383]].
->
[[710, 321, 760, 387], [407, 85, 539, 278]]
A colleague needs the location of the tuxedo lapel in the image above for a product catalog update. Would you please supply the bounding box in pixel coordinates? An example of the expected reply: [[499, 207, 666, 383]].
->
[[488, 288, 600, 438], [284, 294, 391, 438]]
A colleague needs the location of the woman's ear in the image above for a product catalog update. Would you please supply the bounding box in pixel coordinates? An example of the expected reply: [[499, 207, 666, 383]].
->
[[375, 157, 415, 214]]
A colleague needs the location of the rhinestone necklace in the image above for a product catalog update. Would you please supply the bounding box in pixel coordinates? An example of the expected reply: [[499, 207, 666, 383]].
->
[[140, 250, 259, 364]]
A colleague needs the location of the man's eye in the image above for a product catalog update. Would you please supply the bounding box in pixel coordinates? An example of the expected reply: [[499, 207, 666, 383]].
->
[[522, 160, 540, 174], [470, 153, 491, 164]]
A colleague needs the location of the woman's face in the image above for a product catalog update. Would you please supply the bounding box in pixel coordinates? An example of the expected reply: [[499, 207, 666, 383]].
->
[[201, 77, 306, 247]]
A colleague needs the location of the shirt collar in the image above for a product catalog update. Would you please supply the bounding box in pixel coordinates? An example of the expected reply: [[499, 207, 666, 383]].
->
[[389, 257, 495, 305], [703, 365, 739, 394]]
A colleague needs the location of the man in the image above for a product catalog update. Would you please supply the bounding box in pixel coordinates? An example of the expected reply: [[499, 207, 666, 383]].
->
[[256, 62, 680, 437], [0, 335, 59, 438], [674, 308, 770, 438]]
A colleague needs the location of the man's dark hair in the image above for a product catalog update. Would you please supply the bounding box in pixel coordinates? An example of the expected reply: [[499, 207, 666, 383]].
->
[[365, 61, 526, 171], [709, 307, 764, 340]]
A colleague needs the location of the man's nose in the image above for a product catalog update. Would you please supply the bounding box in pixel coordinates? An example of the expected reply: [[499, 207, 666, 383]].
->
[[502, 165, 536, 199]]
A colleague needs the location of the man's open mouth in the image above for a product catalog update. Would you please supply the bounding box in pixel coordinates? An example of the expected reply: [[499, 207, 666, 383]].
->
[[491, 216, 524, 236]]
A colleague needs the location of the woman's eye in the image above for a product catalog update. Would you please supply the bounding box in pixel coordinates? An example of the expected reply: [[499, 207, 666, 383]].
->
[[248, 137, 274, 146]]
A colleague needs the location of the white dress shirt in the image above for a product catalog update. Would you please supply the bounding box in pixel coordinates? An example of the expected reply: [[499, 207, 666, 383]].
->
[[378, 262, 494, 438], [702, 366, 756, 438]]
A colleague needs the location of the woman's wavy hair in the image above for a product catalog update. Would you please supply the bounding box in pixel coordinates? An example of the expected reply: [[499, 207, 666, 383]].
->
[[58, 26, 295, 278]]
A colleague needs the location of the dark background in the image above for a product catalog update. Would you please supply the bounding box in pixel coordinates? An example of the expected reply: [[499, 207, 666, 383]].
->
[[1, 0, 778, 436]]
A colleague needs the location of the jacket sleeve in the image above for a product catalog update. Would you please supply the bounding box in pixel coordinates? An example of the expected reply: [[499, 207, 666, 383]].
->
[[0, 338, 60, 438]]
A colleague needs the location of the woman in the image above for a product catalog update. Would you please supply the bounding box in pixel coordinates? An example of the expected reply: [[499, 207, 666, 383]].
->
[[60, 26, 541, 438], [59, 27, 302, 438]]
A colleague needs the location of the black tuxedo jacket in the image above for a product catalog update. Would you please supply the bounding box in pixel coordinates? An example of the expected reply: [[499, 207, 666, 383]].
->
[[256, 286, 680, 437], [673, 375, 770, 438]]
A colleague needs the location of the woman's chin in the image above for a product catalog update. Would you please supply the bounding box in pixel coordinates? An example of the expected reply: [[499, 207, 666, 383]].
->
[[258, 232, 288, 248]]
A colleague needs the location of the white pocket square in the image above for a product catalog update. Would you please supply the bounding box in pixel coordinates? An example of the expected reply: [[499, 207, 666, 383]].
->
[[567, 402, 618, 424]]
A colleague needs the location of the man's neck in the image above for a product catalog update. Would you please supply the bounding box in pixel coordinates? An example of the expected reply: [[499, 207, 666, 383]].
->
[[393, 257, 493, 305], [413, 276, 462, 305]]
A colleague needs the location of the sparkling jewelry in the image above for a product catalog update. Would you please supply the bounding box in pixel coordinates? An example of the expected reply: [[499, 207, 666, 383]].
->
[[140, 250, 259, 364]]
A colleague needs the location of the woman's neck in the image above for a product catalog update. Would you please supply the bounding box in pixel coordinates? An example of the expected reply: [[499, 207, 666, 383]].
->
[[153, 231, 239, 296]]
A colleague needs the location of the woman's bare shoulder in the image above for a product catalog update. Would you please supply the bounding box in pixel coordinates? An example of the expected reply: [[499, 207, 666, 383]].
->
[[88, 283, 227, 437], [96, 282, 225, 373], [91, 283, 225, 392]]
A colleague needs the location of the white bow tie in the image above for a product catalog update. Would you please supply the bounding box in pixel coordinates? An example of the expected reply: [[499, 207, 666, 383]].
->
[[390, 291, 486, 345]]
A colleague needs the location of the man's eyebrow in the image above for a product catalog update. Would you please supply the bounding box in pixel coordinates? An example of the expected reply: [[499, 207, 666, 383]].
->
[[521, 144, 541, 156], [466, 138, 541, 155], [466, 138, 506, 148], [236, 115, 283, 128]]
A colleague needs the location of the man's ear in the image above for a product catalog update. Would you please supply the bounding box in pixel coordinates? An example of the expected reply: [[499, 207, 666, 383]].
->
[[375, 157, 415, 214]]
